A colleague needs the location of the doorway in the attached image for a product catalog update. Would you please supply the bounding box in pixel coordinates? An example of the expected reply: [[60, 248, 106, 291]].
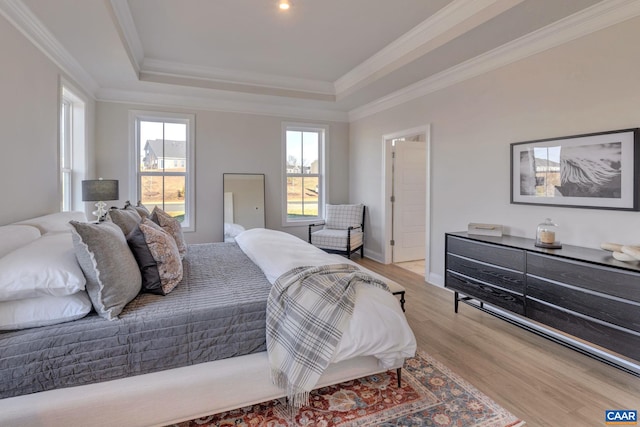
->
[[382, 125, 430, 279]]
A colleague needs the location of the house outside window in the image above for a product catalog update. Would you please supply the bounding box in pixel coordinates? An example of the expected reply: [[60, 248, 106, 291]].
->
[[131, 111, 195, 231], [282, 123, 327, 226]]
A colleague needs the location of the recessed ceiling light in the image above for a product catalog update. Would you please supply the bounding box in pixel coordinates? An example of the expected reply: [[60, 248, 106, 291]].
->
[[278, 0, 291, 10]]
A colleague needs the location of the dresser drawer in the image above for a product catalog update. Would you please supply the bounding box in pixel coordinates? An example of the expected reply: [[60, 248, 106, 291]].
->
[[446, 271, 525, 315], [526, 297, 640, 361], [527, 276, 640, 333], [527, 253, 640, 303], [447, 236, 525, 271], [447, 253, 525, 294]]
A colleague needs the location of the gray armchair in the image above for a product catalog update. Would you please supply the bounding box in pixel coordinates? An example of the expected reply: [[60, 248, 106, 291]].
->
[[308, 204, 365, 259]]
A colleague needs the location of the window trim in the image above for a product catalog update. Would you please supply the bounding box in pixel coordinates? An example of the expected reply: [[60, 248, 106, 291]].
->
[[59, 79, 87, 212], [60, 98, 72, 211], [281, 122, 328, 227], [129, 110, 196, 232]]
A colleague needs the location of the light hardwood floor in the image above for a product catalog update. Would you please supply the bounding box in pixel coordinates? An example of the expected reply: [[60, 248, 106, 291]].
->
[[354, 257, 640, 427]]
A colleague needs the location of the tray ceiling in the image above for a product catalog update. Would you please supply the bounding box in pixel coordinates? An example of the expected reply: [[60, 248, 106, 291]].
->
[[5, 0, 637, 120]]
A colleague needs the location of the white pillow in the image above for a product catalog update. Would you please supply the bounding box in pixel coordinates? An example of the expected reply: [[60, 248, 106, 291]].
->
[[0, 291, 92, 330], [0, 225, 41, 258], [0, 233, 86, 301], [224, 222, 245, 238], [15, 211, 87, 234]]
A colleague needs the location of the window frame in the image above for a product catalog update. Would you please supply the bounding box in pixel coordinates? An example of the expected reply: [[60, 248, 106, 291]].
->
[[281, 122, 328, 227], [59, 81, 86, 212], [60, 97, 72, 211], [130, 110, 195, 232]]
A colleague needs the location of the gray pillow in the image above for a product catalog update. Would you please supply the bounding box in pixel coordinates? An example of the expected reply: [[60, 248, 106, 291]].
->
[[106, 207, 141, 236], [135, 201, 151, 219], [69, 221, 142, 320], [127, 223, 163, 295], [124, 200, 151, 219]]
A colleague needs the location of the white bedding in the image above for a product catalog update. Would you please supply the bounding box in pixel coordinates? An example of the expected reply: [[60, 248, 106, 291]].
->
[[0, 224, 414, 427], [235, 228, 416, 368]]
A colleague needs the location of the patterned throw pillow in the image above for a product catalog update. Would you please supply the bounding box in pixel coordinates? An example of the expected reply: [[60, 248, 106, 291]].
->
[[69, 221, 142, 320], [151, 207, 187, 259], [325, 204, 363, 230], [137, 219, 183, 295]]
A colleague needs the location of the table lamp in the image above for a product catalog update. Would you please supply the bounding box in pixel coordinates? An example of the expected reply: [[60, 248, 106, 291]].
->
[[82, 178, 119, 221]]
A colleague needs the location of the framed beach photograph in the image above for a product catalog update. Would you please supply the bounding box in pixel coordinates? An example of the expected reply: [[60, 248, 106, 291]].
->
[[511, 128, 640, 210]]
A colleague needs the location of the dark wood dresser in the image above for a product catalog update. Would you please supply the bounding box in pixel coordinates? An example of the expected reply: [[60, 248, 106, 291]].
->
[[445, 232, 640, 374]]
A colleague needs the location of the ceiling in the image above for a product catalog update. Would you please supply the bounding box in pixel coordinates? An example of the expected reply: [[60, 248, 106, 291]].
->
[[3, 0, 639, 121]]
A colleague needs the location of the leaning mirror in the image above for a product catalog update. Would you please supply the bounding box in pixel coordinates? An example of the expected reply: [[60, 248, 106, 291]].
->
[[223, 173, 265, 242]]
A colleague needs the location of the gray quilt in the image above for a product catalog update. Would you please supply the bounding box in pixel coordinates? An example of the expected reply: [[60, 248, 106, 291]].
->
[[0, 242, 272, 399]]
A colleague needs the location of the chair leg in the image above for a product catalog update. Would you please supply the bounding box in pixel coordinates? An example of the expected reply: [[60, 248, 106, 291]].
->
[[396, 368, 402, 388]]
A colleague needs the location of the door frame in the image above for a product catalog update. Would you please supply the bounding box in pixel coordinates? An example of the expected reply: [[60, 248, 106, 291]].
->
[[381, 124, 431, 278]]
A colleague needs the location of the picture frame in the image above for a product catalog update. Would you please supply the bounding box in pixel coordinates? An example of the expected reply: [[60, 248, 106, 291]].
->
[[510, 128, 640, 211]]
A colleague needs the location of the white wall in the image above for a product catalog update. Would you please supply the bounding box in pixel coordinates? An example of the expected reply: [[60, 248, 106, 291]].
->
[[350, 17, 640, 285], [95, 102, 349, 243], [0, 15, 96, 225]]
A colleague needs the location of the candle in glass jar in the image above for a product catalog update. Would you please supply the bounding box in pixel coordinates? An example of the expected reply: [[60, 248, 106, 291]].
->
[[536, 218, 560, 248], [539, 230, 555, 244]]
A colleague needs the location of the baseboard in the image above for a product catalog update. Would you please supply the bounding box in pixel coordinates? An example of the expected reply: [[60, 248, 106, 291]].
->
[[428, 272, 444, 287], [363, 248, 384, 263]]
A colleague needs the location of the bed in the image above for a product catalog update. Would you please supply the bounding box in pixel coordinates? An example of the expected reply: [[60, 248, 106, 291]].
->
[[0, 212, 416, 427]]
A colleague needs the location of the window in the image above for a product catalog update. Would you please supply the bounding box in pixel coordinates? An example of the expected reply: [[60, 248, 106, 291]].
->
[[132, 111, 195, 231], [60, 98, 72, 211], [60, 84, 86, 212], [282, 123, 327, 225]]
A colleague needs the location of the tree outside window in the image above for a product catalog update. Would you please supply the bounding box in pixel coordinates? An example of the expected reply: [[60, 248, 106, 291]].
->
[[283, 124, 326, 225]]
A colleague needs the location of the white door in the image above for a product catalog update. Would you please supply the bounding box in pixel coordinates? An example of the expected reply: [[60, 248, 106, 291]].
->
[[393, 139, 426, 262]]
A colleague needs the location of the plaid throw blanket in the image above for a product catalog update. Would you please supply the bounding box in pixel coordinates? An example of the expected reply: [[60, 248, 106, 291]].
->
[[266, 263, 390, 408]]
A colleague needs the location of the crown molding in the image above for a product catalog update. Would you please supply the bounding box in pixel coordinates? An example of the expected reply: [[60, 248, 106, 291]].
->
[[334, 0, 523, 98], [96, 88, 349, 122], [141, 58, 335, 98], [1, 0, 343, 121], [107, 0, 143, 76], [0, 0, 99, 97], [349, 0, 640, 122]]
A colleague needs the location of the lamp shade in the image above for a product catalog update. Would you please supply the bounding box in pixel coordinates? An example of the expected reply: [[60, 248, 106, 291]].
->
[[82, 179, 119, 202]]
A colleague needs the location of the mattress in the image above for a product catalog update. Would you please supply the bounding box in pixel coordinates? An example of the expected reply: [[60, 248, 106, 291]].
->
[[0, 242, 272, 399]]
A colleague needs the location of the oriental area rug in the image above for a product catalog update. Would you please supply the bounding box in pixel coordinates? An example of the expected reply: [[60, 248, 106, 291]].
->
[[171, 350, 525, 427]]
